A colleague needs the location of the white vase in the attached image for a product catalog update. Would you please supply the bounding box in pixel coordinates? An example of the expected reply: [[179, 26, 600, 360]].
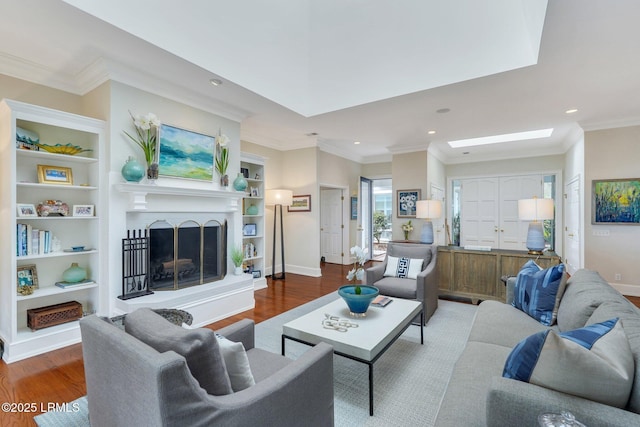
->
[[234, 266, 244, 275]]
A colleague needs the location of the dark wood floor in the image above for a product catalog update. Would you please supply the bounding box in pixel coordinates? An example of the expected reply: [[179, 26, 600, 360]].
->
[[2, 263, 639, 426], [0, 262, 354, 426]]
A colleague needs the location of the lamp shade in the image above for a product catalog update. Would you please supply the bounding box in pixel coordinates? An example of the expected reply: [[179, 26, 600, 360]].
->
[[265, 189, 293, 206], [416, 200, 442, 219], [518, 198, 554, 221]]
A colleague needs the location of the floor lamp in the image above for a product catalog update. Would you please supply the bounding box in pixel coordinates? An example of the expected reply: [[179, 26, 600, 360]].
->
[[518, 197, 554, 255], [416, 200, 442, 244], [265, 189, 293, 280]]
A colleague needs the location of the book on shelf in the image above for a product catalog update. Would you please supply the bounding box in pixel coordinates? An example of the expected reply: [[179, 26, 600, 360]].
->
[[55, 279, 95, 288], [16, 223, 51, 256], [372, 295, 392, 307]]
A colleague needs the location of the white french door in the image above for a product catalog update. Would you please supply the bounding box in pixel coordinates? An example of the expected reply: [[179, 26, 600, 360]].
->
[[320, 188, 344, 264]]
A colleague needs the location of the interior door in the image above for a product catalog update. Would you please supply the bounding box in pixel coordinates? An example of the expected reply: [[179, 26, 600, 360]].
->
[[460, 178, 499, 247], [564, 176, 581, 274], [359, 177, 373, 261], [320, 188, 343, 264], [499, 175, 542, 250]]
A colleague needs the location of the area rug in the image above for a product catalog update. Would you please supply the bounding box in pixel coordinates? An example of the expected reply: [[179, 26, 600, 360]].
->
[[34, 294, 477, 427]]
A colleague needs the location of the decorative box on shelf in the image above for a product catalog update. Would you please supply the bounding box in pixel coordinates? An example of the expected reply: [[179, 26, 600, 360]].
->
[[27, 301, 83, 331]]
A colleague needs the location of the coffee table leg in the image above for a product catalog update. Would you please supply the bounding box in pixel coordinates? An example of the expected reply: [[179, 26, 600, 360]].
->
[[281, 335, 285, 356], [369, 362, 374, 416], [421, 312, 424, 344]]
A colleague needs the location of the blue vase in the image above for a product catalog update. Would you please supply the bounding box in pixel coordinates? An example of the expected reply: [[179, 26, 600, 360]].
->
[[121, 157, 145, 182], [62, 263, 87, 283], [246, 204, 259, 215], [233, 172, 248, 191], [338, 285, 379, 317]]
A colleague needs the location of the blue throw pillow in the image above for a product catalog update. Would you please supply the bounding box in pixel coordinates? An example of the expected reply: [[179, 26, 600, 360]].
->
[[512, 260, 565, 325], [503, 318, 634, 408]]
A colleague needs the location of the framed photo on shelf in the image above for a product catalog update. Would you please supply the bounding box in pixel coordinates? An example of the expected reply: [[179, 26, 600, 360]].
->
[[241, 167, 249, 179], [73, 204, 95, 217], [243, 223, 257, 236], [17, 264, 39, 293], [250, 187, 260, 197], [16, 203, 38, 217], [252, 270, 262, 279], [592, 178, 640, 224], [37, 164, 73, 185], [397, 189, 421, 218], [158, 123, 215, 181], [288, 194, 311, 212]]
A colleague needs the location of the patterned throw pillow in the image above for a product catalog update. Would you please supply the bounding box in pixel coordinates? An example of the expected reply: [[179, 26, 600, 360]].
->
[[503, 318, 634, 408], [384, 256, 424, 279], [512, 260, 566, 326]]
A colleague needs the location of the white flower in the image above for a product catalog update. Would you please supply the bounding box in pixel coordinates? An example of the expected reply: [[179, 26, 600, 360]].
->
[[346, 245, 368, 283], [217, 133, 230, 147]]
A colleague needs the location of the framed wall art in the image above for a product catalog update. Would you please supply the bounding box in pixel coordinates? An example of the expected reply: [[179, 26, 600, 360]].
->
[[288, 194, 311, 212], [592, 178, 640, 224], [243, 223, 257, 236], [37, 165, 73, 185], [397, 189, 421, 218], [350, 196, 358, 220], [158, 124, 215, 181], [73, 204, 95, 217]]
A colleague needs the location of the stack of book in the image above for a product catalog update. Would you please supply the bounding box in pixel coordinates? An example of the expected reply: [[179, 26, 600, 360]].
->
[[16, 223, 51, 256]]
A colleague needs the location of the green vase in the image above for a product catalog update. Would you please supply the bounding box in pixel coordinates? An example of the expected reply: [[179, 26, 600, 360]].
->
[[62, 263, 87, 283], [233, 172, 248, 191], [246, 204, 259, 215], [121, 157, 145, 182]]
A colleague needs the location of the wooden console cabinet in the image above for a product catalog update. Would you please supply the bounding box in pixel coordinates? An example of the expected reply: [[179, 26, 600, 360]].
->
[[437, 246, 560, 303]]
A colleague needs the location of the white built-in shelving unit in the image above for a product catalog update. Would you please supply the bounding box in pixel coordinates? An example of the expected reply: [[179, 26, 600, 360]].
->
[[0, 99, 106, 363], [240, 153, 267, 290]]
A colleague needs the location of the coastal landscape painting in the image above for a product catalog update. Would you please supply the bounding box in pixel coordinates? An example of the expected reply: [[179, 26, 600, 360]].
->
[[159, 124, 215, 181]]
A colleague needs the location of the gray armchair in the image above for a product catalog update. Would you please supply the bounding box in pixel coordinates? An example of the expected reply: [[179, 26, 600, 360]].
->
[[365, 242, 438, 324], [80, 314, 334, 427]]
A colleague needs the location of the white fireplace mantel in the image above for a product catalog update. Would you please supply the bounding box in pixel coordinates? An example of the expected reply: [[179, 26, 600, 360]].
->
[[115, 182, 244, 211]]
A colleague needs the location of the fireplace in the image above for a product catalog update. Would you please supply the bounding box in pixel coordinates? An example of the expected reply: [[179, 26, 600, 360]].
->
[[148, 219, 227, 291]]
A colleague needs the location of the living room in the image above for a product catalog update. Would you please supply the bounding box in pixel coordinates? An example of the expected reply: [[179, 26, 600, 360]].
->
[[1, 1, 640, 426]]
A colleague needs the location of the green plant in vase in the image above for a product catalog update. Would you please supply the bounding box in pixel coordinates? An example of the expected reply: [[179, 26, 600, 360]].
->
[[231, 245, 245, 275], [215, 130, 230, 187], [123, 111, 161, 179]]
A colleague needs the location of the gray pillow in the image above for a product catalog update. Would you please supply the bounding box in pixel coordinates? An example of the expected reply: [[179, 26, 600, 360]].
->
[[125, 308, 233, 396]]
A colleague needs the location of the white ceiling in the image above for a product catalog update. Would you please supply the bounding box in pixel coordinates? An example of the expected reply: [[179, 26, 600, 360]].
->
[[1, 0, 639, 164]]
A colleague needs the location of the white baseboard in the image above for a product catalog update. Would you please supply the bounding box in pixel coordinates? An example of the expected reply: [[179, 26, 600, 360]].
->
[[265, 264, 322, 277], [611, 282, 640, 297]]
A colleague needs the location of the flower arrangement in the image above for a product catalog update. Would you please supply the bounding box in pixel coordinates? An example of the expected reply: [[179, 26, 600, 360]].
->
[[215, 129, 230, 179], [123, 111, 160, 167], [346, 245, 367, 294], [402, 220, 413, 240]]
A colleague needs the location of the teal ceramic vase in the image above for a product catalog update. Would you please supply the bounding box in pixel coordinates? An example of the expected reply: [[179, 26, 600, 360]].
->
[[246, 204, 259, 215], [121, 156, 145, 182], [233, 172, 248, 191], [62, 263, 87, 283], [338, 285, 379, 317]]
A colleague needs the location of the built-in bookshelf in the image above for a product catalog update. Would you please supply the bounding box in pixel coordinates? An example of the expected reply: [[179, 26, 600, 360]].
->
[[0, 99, 106, 363], [240, 153, 267, 290]]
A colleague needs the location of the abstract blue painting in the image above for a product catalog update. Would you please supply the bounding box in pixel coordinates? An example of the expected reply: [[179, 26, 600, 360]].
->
[[158, 124, 215, 181]]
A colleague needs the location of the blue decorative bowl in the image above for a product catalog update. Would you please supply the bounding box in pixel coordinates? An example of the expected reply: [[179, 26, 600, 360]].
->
[[338, 285, 379, 317]]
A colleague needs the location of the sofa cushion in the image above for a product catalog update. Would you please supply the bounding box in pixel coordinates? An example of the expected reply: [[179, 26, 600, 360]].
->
[[503, 318, 634, 408], [387, 243, 432, 267], [588, 300, 640, 413], [556, 269, 623, 332], [371, 276, 417, 299], [512, 260, 566, 326], [384, 255, 423, 279], [125, 308, 233, 396], [215, 333, 255, 391]]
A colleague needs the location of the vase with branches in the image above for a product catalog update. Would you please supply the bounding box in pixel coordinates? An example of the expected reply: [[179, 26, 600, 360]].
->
[[123, 111, 160, 180], [215, 130, 230, 187]]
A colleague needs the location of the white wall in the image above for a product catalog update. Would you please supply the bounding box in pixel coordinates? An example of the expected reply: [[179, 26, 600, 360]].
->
[[392, 151, 428, 240], [584, 125, 640, 293]]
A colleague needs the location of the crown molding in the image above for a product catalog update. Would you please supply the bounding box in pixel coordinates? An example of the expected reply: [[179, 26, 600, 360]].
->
[[386, 142, 430, 155], [0, 52, 83, 94], [241, 128, 317, 152], [580, 117, 640, 132]]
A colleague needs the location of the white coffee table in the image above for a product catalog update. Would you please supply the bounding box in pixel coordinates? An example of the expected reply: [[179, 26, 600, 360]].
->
[[281, 297, 423, 415]]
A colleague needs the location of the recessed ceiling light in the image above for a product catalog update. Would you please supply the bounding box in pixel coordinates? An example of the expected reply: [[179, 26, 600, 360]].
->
[[354, 141, 361, 145], [447, 128, 554, 148], [436, 108, 451, 114], [565, 108, 578, 114], [428, 130, 436, 135], [209, 78, 222, 86]]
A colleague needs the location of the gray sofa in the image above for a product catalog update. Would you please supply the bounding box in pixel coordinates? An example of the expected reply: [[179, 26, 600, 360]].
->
[[80, 313, 334, 427], [435, 269, 640, 426]]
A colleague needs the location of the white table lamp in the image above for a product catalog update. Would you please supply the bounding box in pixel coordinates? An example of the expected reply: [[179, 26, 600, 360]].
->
[[518, 197, 554, 255], [416, 200, 442, 244]]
